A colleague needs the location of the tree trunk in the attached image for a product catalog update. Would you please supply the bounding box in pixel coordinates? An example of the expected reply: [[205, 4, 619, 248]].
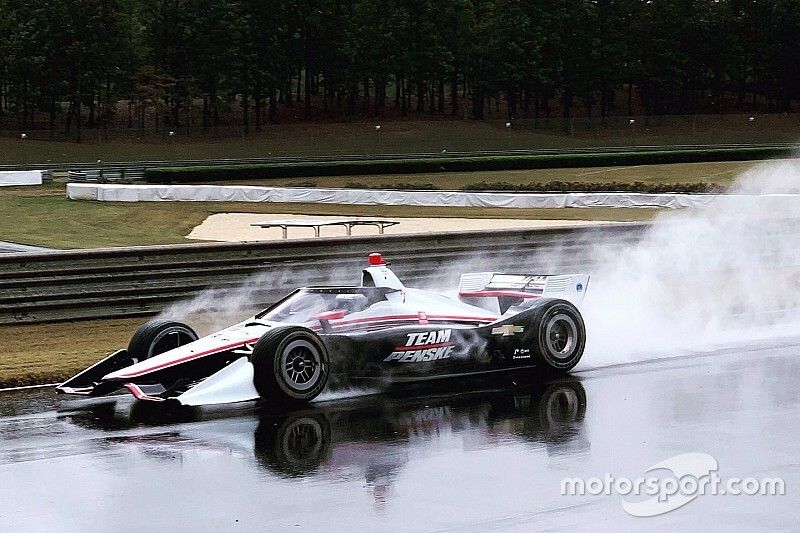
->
[[172, 95, 180, 127], [375, 77, 386, 116], [562, 87, 573, 119], [451, 72, 459, 116], [347, 83, 357, 115], [211, 86, 219, 135], [104, 76, 112, 141], [296, 71, 302, 104], [269, 88, 277, 122], [304, 67, 312, 118], [242, 93, 249, 134], [363, 78, 370, 114], [49, 99, 56, 140], [75, 98, 82, 143], [88, 95, 96, 128], [627, 83, 633, 115], [254, 84, 262, 132], [507, 90, 517, 119], [400, 78, 407, 117], [471, 87, 484, 119]]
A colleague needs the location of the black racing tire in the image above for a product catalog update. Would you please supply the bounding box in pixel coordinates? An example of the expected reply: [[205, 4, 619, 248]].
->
[[254, 412, 331, 477], [251, 326, 330, 404], [507, 379, 587, 444], [530, 299, 586, 372], [127, 319, 199, 361], [536, 380, 587, 442]]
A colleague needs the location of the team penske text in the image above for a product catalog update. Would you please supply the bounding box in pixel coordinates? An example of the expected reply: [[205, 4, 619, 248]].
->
[[385, 329, 455, 363]]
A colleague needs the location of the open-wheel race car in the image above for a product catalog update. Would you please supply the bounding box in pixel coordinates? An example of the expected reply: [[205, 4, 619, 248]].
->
[[56, 253, 589, 407]]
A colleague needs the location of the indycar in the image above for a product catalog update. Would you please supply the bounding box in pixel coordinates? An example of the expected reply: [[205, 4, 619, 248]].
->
[[56, 253, 589, 407]]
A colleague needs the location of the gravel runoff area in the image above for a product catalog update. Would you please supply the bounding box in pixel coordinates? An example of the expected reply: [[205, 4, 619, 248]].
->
[[187, 213, 618, 242]]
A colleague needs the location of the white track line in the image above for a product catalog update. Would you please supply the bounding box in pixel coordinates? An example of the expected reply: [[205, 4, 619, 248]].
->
[[0, 383, 58, 392]]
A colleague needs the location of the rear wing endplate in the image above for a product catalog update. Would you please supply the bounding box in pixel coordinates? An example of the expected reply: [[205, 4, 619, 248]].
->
[[458, 272, 590, 305]]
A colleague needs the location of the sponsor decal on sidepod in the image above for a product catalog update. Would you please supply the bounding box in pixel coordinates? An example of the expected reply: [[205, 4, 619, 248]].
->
[[384, 329, 455, 363]]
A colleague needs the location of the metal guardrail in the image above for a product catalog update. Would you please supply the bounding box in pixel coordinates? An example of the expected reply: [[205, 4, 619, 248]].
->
[[67, 168, 145, 183], [1, 143, 795, 174], [0, 224, 647, 324]]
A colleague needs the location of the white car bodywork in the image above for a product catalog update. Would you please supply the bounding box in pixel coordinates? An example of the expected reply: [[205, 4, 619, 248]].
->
[[58, 256, 589, 407]]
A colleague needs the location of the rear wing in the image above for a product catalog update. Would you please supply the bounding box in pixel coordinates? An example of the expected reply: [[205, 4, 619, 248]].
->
[[458, 272, 590, 308]]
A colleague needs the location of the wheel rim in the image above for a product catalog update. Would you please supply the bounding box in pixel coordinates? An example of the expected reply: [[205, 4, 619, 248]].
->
[[281, 417, 324, 465], [544, 386, 580, 426], [544, 314, 578, 360], [280, 339, 322, 392], [148, 327, 198, 358]]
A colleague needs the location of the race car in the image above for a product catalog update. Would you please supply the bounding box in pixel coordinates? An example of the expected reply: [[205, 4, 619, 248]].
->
[[56, 253, 589, 407]]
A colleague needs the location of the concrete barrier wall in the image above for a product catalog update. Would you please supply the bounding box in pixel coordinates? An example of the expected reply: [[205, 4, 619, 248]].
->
[[0, 171, 42, 187], [68, 182, 800, 210], [68, 182, 722, 209]]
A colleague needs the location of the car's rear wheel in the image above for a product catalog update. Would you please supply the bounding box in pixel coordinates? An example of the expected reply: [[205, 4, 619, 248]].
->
[[128, 319, 198, 362], [251, 326, 330, 404], [531, 300, 586, 372], [537, 380, 587, 441]]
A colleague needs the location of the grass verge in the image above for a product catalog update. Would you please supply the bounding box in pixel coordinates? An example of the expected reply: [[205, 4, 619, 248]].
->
[[0, 318, 145, 388], [3, 117, 798, 165], [143, 147, 789, 183], [231, 160, 753, 190]]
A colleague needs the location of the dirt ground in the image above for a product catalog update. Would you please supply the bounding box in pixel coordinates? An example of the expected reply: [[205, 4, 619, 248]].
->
[[0, 318, 146, 388], [186, 213, 620, 242]]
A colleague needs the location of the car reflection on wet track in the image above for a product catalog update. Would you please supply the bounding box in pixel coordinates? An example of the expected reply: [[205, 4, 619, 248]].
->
[[55, 376, 588, 492]]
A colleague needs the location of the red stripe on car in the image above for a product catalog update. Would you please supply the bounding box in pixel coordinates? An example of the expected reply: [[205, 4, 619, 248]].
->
[[329, 314, 496, 327], [392, 341, 454, 352], [459, 290, 541, 299], [124, 383, 165, 402], [115, 338, 260, 378]]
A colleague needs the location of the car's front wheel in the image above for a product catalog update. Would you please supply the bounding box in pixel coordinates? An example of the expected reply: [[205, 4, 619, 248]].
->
[[127, 319, 199, 362], [251, 326, 330, 405]]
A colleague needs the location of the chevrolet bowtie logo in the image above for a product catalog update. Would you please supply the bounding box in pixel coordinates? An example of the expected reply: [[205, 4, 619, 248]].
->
[[491, 325, 525, 336]]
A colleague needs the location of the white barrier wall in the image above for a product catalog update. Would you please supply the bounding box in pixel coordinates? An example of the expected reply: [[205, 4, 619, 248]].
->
[[67, 182, 799, 210], [0, 171, 43, 187]]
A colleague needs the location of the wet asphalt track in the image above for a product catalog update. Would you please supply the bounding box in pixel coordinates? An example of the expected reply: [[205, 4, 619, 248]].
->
[[1, 341, 798, 532]]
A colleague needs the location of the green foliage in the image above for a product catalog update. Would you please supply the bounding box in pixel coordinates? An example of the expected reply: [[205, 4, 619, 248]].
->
[[143, 146, 790, 183], [2, 0, 800, 138], [462, 181, 722, 194], [343, 181, 440, 190]]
